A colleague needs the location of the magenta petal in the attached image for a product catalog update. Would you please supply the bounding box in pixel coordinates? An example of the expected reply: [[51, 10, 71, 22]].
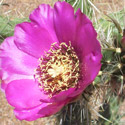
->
[[75, 24, 101, 58], [50, 87, 76, 102], [72, 9, 101, 58], [1, 81, 7, 92], [0, 2, 102, 121], [30, 4, 58, 43], [69, 52, 102, 97], [80, 52, 102, 88], [14, 102, 65, 121], [14, 22, 58, 58], [75, 8, 92, 27], [5, 79, 48, 109], [0, 37, 37, 85], [82, 52, 102, 84], [53, 1, 76, 44]]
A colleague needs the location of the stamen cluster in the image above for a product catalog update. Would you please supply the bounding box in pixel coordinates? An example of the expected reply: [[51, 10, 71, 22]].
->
[[35, 42, 80, 96]]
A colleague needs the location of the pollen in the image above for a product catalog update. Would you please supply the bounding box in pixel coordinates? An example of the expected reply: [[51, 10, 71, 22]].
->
[[35, 42, 80, 96]]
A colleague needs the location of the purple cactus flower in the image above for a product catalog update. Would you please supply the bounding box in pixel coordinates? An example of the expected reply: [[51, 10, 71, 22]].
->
[[0, 1, 102, 121]]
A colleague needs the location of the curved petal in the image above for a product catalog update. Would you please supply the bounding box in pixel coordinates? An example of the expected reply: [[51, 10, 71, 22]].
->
[[68, 9, 102, 97], [30, 4, 58, 43], [1, 81, 8, 93], [69, 52, 102, 97], [5, 78, 77, 107], [75, 8, 92, 27], [49, 87, 76, 102], [72, 9, 101, 59], [0, 37, 37, 86], [30, 86, 76, 103], [1, 81, 7, 92], [81, 52, 102, 84], [14, 22, 58, 58], [14, 101, 65, 121], [5, 79, 48, 109], [53, 1, 76, 44]]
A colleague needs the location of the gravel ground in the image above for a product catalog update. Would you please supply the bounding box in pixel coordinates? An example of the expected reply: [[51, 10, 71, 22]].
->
[[0, 0, 57, 18], [0, 0, 123, 18]]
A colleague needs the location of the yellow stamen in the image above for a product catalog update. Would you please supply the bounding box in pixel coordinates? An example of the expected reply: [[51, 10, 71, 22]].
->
[[35, 42, 80, 96]]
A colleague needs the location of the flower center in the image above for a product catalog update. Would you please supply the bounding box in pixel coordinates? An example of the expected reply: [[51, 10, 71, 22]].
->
[[35, 42, 80, 96]]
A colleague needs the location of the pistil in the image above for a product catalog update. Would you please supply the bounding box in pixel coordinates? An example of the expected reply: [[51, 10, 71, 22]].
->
[[35, 42, 80, 96]]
